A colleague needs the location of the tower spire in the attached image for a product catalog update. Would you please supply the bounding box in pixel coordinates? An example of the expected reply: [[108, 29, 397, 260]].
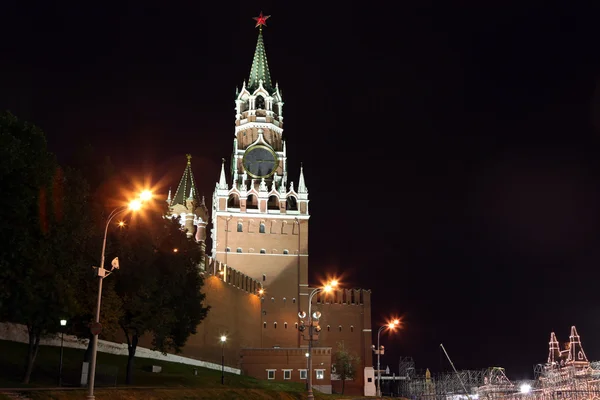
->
[[218, 158, 228, 190], [298, 162, 308, 194], [171, 155, 198, 207], [248, 12, 273, 92]]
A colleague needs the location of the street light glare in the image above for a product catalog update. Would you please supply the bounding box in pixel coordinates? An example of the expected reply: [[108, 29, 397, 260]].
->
[[323, 284, 332, 293], [140, 190, 153, 201], [393, 319, 400, 326], [129, 199, 142, 210], [258, 288, 265, 295], [520, 384, 531, 394], [220, 335, 227, 343], [118, 221, 125, 227], [330, 279, 338, 288], [60, 319, 67, 326]]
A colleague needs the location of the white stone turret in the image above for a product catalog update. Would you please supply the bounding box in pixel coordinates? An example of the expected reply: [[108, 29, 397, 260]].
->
[[218, 158, 228, 190], [298, 163, 307, 194]]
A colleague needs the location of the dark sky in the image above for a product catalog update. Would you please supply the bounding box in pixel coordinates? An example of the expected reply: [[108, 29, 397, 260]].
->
[[2, 1, 600, 380]]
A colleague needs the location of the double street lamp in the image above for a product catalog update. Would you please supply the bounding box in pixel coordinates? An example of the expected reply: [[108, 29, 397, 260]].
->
[[374, 318, 400, 397], [298, 279, 339, 400], [86, 190, 152, 400]]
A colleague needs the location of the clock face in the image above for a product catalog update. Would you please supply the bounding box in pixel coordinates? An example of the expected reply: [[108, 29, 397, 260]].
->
[[243, 145, 278, 178]]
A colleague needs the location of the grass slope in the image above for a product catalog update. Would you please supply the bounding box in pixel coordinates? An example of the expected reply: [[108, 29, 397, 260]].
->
[[0, 340, 352, 399]]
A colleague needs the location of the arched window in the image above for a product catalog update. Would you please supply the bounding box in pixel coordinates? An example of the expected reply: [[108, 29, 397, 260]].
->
[[237, 222, 243, 232], [260, 249, 266, 254], [256, 95, 265, 109], [247, 194, 258, 209], [274, 322, 277, 329], [236, 248, 242, 253], [286, 196, 298, 211], [283, 297, 287, 304], [271, 297, 275, 303], [350, 325, 354, 333], [259, 222, 265, 233], [283, 249, 289, 254], [284, 322, 288, 329], [339, 325, 342, 332], [225, 247, 231, 252], [228, 194, 240, 208], [295, 322, 298, 329], [292, 298, 296, 304], [262, 274, 266, 281], [327, 325, 331, 332], [263, 322, 267, 329], [267, 195, 279, 210]]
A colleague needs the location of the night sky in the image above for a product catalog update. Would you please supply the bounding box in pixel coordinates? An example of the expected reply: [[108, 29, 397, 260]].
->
[[2, 1, 600, 380]]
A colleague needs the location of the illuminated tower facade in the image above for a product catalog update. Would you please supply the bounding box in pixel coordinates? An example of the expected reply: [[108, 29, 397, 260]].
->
[[211, 14, 309, 348]]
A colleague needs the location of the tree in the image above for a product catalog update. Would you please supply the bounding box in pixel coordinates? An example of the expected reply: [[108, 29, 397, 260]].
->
[[113, 203, 210, 384], [333, 341, 361, 395], [0, 111, 94, 383]]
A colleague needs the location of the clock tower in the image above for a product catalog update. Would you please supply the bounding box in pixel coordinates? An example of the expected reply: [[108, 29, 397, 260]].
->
[[211, 14, 310, 348]]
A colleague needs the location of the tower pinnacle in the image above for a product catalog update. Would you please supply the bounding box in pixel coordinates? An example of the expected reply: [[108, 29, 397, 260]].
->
[[218, 158, 228, 190], [298, 162, 308, 194], [248, 13, 273, 92], [171, 155, 198, 207]]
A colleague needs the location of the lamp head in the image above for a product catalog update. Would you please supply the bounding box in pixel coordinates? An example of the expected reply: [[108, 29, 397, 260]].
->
[[298, 311, 307, 319], [118, 221, 125, 227], [220, 335, 227, 343], [312, 311, 322, 320], [330, 279, 339, 288], [129, 199, 142, 211], [258, 289, 265, 295], [60, 319, 67, 326], [139, 190, 153, 201]]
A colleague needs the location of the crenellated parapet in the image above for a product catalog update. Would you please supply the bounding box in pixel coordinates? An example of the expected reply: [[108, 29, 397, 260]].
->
[[203, 255, 263, 296], [314, 288, 371, 306]]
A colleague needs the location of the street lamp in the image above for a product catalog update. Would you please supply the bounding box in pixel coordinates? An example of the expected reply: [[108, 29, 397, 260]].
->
[[58, 319, 67, 386], [299, 279, 338, 400], [374, 319, 400, 397], [220, 335, 227, 385], [86, 191, 152, 400]]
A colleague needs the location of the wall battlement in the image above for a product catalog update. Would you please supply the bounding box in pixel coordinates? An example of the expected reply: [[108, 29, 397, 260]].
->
[[314, 288, 371, 306], [203, 255, 263, 296]]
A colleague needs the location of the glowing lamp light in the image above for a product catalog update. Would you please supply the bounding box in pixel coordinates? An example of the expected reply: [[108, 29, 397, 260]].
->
[[520, 384, 531, 394], [220, 335, 227, 343], [323, 284, 332, 293], [60, 319, 67, 327], [312, 311, 322, 320], [139, 190, 153, 201], [330, 279, 339, 288], [129, 199, 142, 211], [393, 319, 400, 326], [258, 289, 265, 295], [173, 248, 178, 253], [117, 221, 125, 227], [305, 352, 309, 358]]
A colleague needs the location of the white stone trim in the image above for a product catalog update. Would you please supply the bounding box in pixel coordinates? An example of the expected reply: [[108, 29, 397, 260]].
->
[[0, 322, 241, 375], [214, 211, 309, 220], [215, 251, 308, 257], [363, 329, 372, 332], [235, 121, 283, 135]]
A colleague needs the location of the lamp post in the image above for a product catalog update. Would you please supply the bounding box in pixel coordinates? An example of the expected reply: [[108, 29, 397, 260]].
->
[[305, 352, 309, 389], [375, 319, 400, 397], [58, 319, 67, 386], [220, 335, 227, 385], [300, 279, 338, 400], [87, 191, 151, 400]]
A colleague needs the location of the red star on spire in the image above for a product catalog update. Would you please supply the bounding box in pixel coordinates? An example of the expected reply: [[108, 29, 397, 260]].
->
[[253, 12, 270, 29]]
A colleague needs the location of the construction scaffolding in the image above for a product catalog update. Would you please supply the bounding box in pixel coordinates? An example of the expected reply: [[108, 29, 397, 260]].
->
[[394, 326, 600, 400]]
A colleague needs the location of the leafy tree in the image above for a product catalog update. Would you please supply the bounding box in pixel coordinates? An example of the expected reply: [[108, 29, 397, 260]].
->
[[113, 203, 210, 384], [333, 341, 361, 395], [0, 111, 94, 383]]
